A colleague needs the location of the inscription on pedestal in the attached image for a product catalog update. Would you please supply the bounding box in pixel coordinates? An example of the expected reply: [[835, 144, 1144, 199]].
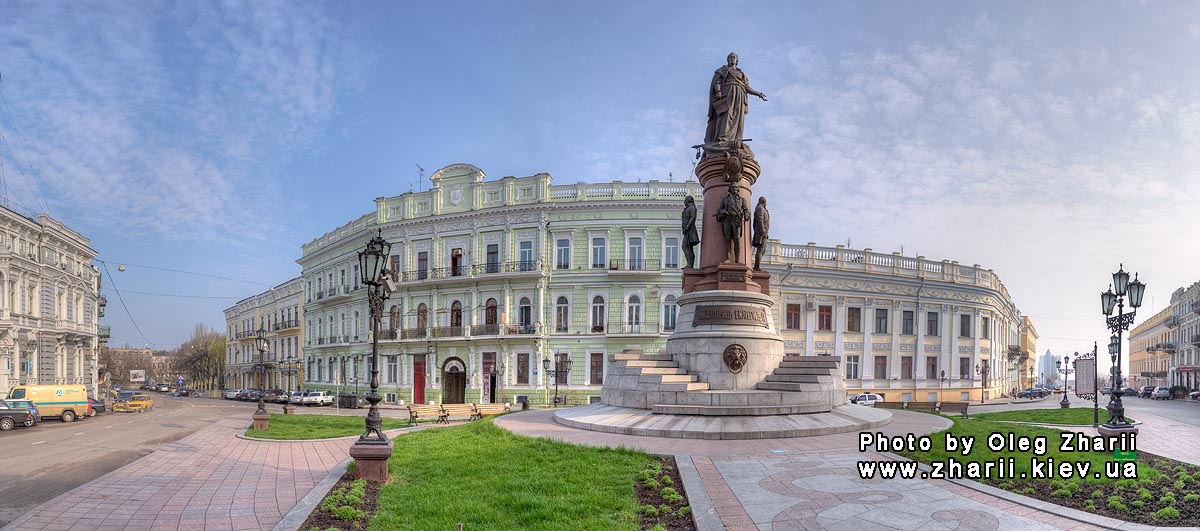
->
[[693, 305, 768, 328], [720, 270, 746, 282]]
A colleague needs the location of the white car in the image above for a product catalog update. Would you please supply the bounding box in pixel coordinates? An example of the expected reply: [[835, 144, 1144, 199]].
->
[[1153, 386, 1172, 400], [850, 393, 883, 406], [302, 391, 334, 406]]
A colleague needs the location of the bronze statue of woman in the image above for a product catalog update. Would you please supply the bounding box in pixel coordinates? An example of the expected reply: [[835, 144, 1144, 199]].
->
[[705, 52, 767, 146]]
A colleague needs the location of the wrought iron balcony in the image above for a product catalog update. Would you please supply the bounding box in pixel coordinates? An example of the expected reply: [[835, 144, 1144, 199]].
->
[[607, 259, 661, 272], [271, 320, 299, 331], [1193, 301, 1200, 315], [431, 326, 466, 338], [471, 324, 500, 336], [1193, 334, 1200, 347], [1166, 315, 1180, 328], [1164, 343, 1177, 352]]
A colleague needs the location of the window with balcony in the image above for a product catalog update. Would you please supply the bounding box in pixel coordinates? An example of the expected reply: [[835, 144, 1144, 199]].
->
[[628, 237, 644, 270], [847, 307, 861, 333], [874, 308, 888, 334], [556, 239, 570, 270], [845, 355, 860, 379], [818, 305, 832, 331], [485, 298, 498, 325], [902, 311, 914, 335], [786, 304, 802, 330], [591, 296, 606, 332], [450, 301, 463, 328], [518, 297, 532, 327], [417, 303, 428, 329], [517, 353, 530, 384], [555, 297, 569, 332], [664, 238, 679, 269], [486, 244, 499, 273], [417, 252, 428, 280], [451, 249, 465, 276], [626, 295, 642, 333], [927, 312, 940, 336], [591, 237, 606, 268], [519, 241, 534, 271], [960, 315, 971, 338], [663, 295, 678, 331], [389, 305, 399, 332]]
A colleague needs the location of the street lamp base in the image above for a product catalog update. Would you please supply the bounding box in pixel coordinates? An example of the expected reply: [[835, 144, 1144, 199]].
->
[[252, 412, 271, 430], [349, 439, 394, 482], [1060, 398, 1070, 409], [1097, 423, 1138, 437]]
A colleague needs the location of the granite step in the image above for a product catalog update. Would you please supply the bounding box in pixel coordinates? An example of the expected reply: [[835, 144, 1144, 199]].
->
[[610, 352, 671, 361], [619, 360, 680, 368], [756, 381, 825, 392], [650, 403, 831, 416], [772, 367, 837, 375], [658, 382, 711, 392], [763, 374, 821, 384], [779, 360, 840, 368], [636, 367, 688, 375], [640, 374, 698, 384]]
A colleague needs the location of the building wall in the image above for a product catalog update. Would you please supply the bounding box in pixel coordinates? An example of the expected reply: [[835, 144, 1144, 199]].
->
[[1128, 306, 1171, 388], [1167, 283, 1200, 389], [223, 277, 305, 392], [1018, 316, 1039, 389], [0, 209, 100, 397]]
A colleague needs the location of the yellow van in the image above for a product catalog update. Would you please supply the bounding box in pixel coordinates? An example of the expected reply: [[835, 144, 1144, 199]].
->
[[5, 385, 91, 422]]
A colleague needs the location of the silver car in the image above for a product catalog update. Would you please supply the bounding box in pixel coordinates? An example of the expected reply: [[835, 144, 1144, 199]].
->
[[1153, 386, 1172, 400]]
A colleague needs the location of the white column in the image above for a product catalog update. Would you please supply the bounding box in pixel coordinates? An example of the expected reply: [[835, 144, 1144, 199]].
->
[[890, 302, 902, 382], [862, 300, 874, 380], [833, 297, 845, 360], [916, 303, 926, 381]]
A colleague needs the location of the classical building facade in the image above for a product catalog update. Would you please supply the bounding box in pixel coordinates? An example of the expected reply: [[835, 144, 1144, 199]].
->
[[298, 164, 700, 406], [0, 209, 101, 397], [1128, 306, 1171, 389], [1017, 317, 1038, 389], [1167, 282, 1200, 389], [760, 243, 1023, 403], [223, 277, 305, 392]]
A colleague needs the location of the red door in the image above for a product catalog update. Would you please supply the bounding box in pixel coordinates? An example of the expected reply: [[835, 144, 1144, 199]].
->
[[413, 355, 426, 404]]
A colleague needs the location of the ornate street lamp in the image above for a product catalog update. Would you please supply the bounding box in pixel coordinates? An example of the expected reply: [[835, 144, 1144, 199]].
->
[[543, 356, 572, 407], [1056, 354, 1072, 409], [250, 326, 271, 430], [1099, 264, 1143, 436], [974, 362, 989, 404], [349, 229, 394, 482]]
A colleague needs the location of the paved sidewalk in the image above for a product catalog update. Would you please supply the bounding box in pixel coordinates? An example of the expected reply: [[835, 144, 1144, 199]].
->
[[497, 410, 1110, 531], [2, 417, 360, 531]]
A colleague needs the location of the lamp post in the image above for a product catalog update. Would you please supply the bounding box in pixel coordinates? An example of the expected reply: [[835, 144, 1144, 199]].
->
[[1056, 354, 1072, 408], [1073, 344, 1100, 428], [349, 229, 394, 482], [1099, 263, 1145, 437], [975, 362, 989, 404], [352, 353, 361, 401], [543, 356, 572, 407], [281, 354, 298, 414], [251, 327, 270, 429]]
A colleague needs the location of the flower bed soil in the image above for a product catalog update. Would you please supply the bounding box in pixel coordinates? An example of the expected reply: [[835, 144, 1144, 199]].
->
[[300, 472, 381, 531], [636, 456, 696, 531]]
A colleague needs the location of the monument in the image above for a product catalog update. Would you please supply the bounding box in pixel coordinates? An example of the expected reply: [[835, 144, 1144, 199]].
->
[[557, 53, 889, 439]]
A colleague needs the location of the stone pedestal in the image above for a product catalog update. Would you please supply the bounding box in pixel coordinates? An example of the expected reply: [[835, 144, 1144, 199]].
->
[[686, 155, 769, 295], [282, 404, 294, 415], [668, 290, 783, 390], [1097, 424, 1139, 437], [251, 412, 270, 430], [349, 440, 394, 482]]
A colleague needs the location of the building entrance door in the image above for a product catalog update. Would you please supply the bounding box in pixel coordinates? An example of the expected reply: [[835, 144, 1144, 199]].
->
[[413, 355, 426, 404], [441, 357, 466, 404]]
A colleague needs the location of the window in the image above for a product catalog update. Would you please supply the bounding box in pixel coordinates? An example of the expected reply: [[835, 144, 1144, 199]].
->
[[874, 308, 888, 334], [555, 297, 569, 332], [662, 295, 678, 332], [960, 314, 971, 338], [901, 356, 913, 379], [485, 298, 498, 325], [451, 248, 465, 276], [959, 357, 971, 378], [927, 312, 939, 336], [626, 295, 642, 333], [353, 265, 359, 288], [628, 237, 644, 270], [926, 357, 938, 379], [517, 353, 530, 384], [845, 355, 860, 379], [591, 296, 606, 332], [387, 356, 398, 383], [590, 352, 604, 385], [847, 307, 861, 332], [417, 303, 428, 328], [664, 237, 679, 269], [450, 301, 463, 328], [902, 311, 914, 335], [390, 255, 400, 277], [519, 241, 534, 271], [556, 238, 570, 270], [591, 237, 606, 268], [340, 269, 346, 288], [555, 352, 569, 385], [982, 317, 990, 339], [417, 252, 429, 280], [874, 356, 888, 379], [786, 304, 802, 330], [486, 244, 499, 273], [389, 305, 399, 331], [353, 311, 360, 338], [818, 305, 832, 331]]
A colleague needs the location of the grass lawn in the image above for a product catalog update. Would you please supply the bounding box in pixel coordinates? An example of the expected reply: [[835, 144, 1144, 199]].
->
[[973, 407, 1134, 426], [370, 420, 649, 531], [245, 414, 408, 440]]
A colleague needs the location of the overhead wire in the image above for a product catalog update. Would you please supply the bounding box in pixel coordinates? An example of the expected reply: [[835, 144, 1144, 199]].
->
[[95, 259, 272, 286], [101, 261, 156, 347], [100, 287, 241, 300], [0, 71, 51, 215]]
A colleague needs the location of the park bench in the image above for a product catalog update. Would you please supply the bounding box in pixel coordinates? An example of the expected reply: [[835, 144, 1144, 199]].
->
[[939, 402, 970, 418], [441, 404, 475, 423], [905, 401, 939, 412], [406, 404, 443, 425], [874, 401, 904, 410], [472, 403, 509, 420]]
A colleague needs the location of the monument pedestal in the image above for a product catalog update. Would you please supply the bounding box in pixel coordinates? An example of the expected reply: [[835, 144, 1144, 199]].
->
[[668, 290, 782, 390], [349, 440, 394, 482], [251, 412, 270, 430]]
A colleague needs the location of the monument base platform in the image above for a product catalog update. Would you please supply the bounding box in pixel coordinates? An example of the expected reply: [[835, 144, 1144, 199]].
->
[[554, 403, 891, 440]]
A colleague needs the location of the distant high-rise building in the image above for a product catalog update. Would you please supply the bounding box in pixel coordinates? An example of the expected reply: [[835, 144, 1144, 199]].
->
[[1039, 349, 1059, 384]]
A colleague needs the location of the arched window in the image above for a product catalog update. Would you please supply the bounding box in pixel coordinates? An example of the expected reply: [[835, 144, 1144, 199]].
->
[[626, 295, 642, 333], [485, 298, 498, 325], [417, 303, 428, 328], [591, 296, 606, 333], [353, 311, 360, 338], [450, 300, 463, 328], [518, 297, 532, 329], [388, 305, 399, 332], [555, 297, 569, 332], [663, 295, 678, 331], [317, 318, 322, 342], [340, 312, 347, 338]]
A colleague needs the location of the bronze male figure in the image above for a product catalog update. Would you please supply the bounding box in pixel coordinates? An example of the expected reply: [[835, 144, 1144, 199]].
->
[[682, 195, 700, 269], [715, 183, 749, 263], [752, 197, 770, 271]]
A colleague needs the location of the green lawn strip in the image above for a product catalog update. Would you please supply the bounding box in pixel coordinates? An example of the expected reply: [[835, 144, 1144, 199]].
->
[[246, 414, 408, 440], [370, 420, 645, 531], [894, 417, 1157, 486], [972, 408, 1134, 426]]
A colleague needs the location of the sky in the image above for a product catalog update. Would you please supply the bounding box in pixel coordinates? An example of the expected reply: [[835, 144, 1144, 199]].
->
[[1, 1, 1199, 373]]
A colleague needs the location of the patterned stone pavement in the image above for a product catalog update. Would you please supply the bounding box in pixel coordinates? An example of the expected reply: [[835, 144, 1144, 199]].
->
[[497, 409, 1115, 531]]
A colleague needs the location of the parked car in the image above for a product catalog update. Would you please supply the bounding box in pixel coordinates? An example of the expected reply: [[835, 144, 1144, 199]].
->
[[1139, 386, 1155, 398], [0, 398, 39, 427], [849, 393, 883, 406], [156, 384, 169, 392], [288, 391, 305, 405], [243, 390, 263, 401], [272, 390, 292, 404], [301, 390, 335, 406], [5, 384, 91, 422], [0, 399, 35, 431], [88, 397, 106, 416], [1018, 388, 1050, 398], [1190, 391, 1200, 401], [263, 389, 286, 402], [1153, 386, 1172, 400]]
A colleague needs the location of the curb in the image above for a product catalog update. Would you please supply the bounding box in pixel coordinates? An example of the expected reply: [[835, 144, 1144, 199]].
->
[[271, 458, 352, 531], [674, 453, 724, 531], [236, 426, 414, 443], [877, 451, 1172, 531]]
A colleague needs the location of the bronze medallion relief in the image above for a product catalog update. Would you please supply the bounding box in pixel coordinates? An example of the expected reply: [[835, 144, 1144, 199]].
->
[[723, 344, 748, 374]]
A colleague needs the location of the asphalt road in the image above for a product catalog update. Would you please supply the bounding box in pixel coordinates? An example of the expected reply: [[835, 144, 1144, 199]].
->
[[0, 395, 265, 527]]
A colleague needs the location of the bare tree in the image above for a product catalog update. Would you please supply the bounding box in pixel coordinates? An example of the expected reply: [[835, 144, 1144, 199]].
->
[[180, 324, 226, 393]]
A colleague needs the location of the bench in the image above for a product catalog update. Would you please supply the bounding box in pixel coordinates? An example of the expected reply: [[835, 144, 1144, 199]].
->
[[406, 404, 443, 425], [874, 401, 905, 410], [905, 401, 939, 412], [939, 402, 970, 418], [441, 404, 476, 423], [472, 403, 509, 420]]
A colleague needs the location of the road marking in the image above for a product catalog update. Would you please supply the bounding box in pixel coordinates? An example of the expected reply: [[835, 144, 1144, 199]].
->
[[32, 441, 45, 445], [74, 432, 84, 436], [104, 425, 113, 429]]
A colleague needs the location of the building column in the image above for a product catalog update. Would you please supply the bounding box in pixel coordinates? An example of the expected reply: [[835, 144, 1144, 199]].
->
[[861, 299, 874, 381], [889, 302, 901, 384], [833, 297, 845, 360], [941, 309, 951, 385]]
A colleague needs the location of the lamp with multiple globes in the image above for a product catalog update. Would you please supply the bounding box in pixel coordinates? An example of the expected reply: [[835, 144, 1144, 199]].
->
[[1056, 355, 1072, 409], [254, 326, 269, 416], [348, 229, 394, 482], [1099, 264, 1144, 436], [543, 356, 572, 407]]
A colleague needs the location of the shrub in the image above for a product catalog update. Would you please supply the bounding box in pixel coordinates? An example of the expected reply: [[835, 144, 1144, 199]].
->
[[1091, 489, 1104, 499], [1108, 499, 1127, 512], [1050, 479, 1064, 490], [1175, 480, 1187, 490], [1065, 482, 1080, 494], [1192, 471, 1200, 481], [644, 478, 660, 490], [1160, 494, 1176, 505], [1176, 471, 1192, 483], [640, 505, 659, 518], [1083, 500, 1096, 512], [1020, 487, 1035, 495], [1154, 507, 1181, 521], [1050, 488, 1071, 497], [1115, 479, 1137, 490], [1185, 493, 1200, 502], [648, 525, 667, 531], [661, 475, 674, 486], [677, 505, 692, 517], [1131, 500, 1144, 508], [1137, 488, 1152, 500], [333, 505, 364, 522]]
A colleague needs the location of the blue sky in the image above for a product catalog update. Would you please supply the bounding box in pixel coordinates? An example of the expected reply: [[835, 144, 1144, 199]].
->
[[2, 1, 1199, 369]]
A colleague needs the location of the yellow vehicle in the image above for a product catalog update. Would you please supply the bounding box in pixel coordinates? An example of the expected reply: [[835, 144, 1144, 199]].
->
[[113, 393, 154, 413], [5, 385, 91, 422]]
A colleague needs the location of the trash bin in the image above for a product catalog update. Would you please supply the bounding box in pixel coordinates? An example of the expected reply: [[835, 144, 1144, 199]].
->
[[338, 394, 361, 409], [517, 396, 529, 410]]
